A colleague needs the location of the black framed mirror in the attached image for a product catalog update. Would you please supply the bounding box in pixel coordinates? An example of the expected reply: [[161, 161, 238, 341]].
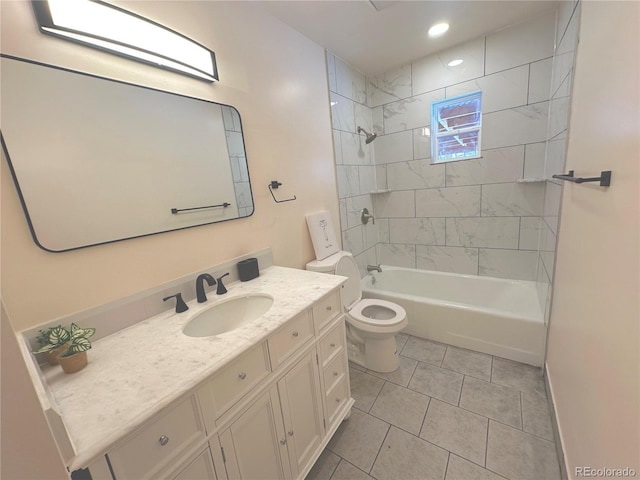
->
[[1, 55, 254, 252]]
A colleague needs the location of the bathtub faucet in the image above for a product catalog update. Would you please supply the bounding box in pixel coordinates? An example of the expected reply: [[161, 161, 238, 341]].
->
[[367, 265, 382, 273]]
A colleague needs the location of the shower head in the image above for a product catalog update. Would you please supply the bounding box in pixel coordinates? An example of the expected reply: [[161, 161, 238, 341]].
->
[[357, 126, 377, 144]]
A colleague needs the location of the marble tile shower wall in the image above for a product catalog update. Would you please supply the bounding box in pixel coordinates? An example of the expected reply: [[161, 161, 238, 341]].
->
[[536, 1, 581, 320], [327, 52, 379, 276], [368, 12, 557, 281]]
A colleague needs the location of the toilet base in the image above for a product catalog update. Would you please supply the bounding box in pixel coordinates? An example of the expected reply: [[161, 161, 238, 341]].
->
[[346, 328, 400, 373]]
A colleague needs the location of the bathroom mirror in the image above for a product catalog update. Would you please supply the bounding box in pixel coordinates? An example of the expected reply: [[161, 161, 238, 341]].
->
[[0, 55, 254, 252]]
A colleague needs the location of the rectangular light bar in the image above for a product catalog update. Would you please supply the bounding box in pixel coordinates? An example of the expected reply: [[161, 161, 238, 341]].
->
[[32, 0, 218, 82]]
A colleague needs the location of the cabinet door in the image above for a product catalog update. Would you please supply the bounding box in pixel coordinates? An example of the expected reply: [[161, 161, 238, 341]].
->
[[173, 448, 218, 480], [219, 389, 290, 480], [277, 350, 325, 478]]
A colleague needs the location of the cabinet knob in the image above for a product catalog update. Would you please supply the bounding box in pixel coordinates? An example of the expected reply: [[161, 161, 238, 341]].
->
[[158, 435, 169, 446], [333, 371, 338, 377], [280, 439, 287, 446], [326, 305, 332, 311], [330, 343, 336, 348], [292, 331, 299, 337], [238, 372, 247, 380], [288, 430, 294, 437], [335, 398, 341, 403]]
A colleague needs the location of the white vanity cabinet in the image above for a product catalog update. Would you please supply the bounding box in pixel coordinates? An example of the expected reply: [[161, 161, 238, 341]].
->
[[87, 286, 352, 480]]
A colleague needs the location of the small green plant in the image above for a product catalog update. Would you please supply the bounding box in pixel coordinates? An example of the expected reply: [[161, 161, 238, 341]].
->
[[36, 325, 71, 353], [59, 323, 96, 358], [35, 323, 96, 356]]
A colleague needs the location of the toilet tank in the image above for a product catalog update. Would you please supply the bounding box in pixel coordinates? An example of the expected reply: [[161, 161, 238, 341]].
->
[[306, 251, 361, 310]]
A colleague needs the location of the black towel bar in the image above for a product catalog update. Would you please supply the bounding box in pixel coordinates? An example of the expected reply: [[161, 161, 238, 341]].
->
[[171, 203, 231, 214], [552, 170, 611, 187]]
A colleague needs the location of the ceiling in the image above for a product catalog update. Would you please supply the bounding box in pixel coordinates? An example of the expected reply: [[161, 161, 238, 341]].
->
[[259, 1, 559, 77]]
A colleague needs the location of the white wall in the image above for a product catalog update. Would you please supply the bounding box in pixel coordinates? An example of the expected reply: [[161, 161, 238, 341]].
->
[[545, 1, 640, 477], [1, 1, 338, 476]]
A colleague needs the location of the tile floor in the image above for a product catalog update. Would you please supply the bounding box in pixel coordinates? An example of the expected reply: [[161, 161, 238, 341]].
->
[[306, 334, 560, 480]]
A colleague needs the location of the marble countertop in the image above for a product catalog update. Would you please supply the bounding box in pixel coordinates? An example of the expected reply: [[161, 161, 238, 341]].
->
[[42, 266, 345, 470]]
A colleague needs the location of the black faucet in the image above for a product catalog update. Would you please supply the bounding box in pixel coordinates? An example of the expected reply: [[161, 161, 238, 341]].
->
[[216, 273, 230, 295], [196, 273, 216, 303], [163, 293, 189, 313]]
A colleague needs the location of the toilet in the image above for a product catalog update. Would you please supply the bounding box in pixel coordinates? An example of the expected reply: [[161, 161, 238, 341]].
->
[[306, 251, 407, 373]]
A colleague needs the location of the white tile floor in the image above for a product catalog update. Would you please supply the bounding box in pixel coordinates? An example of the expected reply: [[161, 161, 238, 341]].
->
[[306, 334, 560, 480]]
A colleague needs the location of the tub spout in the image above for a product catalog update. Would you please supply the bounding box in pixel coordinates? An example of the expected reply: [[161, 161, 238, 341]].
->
[[367, 265, 382, 273]]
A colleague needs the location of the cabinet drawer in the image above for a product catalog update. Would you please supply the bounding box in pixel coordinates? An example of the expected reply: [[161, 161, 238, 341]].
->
[[268, 310, 313, 368], [323, 350, 347, 393], [325, 376, 349, 426], [199, 342, 270, 423], [312, 290, 341, 332], [108, 395, 205, 480], [319, 321, 345, 367]]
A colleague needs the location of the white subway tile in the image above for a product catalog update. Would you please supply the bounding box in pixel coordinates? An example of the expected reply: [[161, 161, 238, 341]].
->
[[374, 190, 415, 218], [545, 137, 568, 178], [446, 217, 520, 249], [485, 12, 555, 74], [556, 1, 579, 50], [523, 143, 546, 179], [482, 102, 549, 149], [374, 130, 414, 164], [416, 185, 481, 217], [446, 146, 525, 187], [556, 2, 580, 56], [412, 37, 485, 95], [389, 218, 446, 245], [416, 245, 479, 275], [368, 64, 412, 107], [377, 218, 390, 243], [331, 92, 355, 132], [359, 165, 376, 193], [519, 217, 543, 250], [413, 127, 432, 160], [543, 181, 563, 234], [327, 51, 337, 93], [341, 131, 373, 166], [335, 56, 367, 104], [375, 165, 388, 190], [354, 247, 378, 278], [387, 160, 445, 190], [372, 106, 384, 135], [550, 51, 575, 99], [548, 96, 571, 139], [343, 226, 365, 256], [336, 165, 361, 198], [345, 194, 373, 229], [383, 89, 445, 134], [339, 198, 348, 230], [363, 221, 378, 250], [333, 129, 343, 165], [355, 102, 373, 135], [446, 65, 528, 113], [528, 58, 553, 104], [377, 243, 416, 268], [481, 183, 544, 216], [479, 249, 538, 281]]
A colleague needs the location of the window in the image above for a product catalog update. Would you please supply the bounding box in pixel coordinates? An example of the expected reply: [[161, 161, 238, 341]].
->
[[431, 90, 482, 163]]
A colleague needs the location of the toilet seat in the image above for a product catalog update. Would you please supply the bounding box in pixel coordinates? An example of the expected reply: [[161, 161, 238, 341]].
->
[[349, 299, 406, 327]]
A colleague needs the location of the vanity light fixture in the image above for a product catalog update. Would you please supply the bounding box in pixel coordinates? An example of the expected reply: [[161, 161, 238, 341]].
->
[[428, 22, 450, 38], [31, 0, 218, 82], [448, 59, 464, 67]]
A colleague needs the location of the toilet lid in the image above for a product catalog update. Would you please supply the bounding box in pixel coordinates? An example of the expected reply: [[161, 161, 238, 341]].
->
[[335, 254, 361, 310], [349, 299, 407, 327]]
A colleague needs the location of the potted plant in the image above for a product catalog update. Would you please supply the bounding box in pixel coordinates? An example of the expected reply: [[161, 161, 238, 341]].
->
[[36, 325, 71, 366], [57, 323, 96, 374]]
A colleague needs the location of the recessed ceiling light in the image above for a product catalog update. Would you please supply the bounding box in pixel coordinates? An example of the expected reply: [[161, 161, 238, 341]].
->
[[428, 23, 449, 38], [448, 59, 464, 67]]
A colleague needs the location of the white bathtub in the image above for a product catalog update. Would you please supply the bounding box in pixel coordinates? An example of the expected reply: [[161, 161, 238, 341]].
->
[[362, 266, 545, 366]]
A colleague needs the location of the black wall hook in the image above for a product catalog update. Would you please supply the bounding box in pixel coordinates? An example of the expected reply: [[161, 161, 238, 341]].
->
[[268, 180, 297, 203]]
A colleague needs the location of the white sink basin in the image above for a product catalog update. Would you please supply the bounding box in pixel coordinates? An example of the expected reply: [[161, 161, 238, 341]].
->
[[183, 294, 274, 338]]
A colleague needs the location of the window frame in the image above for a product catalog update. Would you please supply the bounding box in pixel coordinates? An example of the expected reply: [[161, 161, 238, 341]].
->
[[430, 90, 483, 164]]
